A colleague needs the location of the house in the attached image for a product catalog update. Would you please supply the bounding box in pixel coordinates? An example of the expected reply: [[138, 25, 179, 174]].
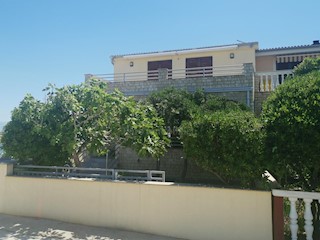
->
[[86, 40, 320, 114], [84, 40, 320, 182]]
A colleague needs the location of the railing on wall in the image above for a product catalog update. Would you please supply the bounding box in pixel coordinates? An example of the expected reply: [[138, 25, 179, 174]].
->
[[86, 64, 244, 82], [272, 189, 320, 240], [13, 165, 165, 182], [256, 70, 293, 92]]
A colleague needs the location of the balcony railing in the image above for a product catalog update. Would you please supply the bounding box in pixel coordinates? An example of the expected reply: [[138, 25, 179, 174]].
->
[[256, 70, 293, 92], [13, 165, 165, 182], [86, 64, 244, 82], [272, 189, 320, 240]]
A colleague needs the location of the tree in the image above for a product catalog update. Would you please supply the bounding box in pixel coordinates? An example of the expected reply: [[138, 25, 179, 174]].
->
[[1, 80, 169, 166], [180, 110, 264, 187], [261, 71, 320, 191], [147, 88, 196, 134], [148, 88, 249, 182], [1, 95, 70, 165], [148, 88, 248, 139], [293, 57, 320, 76]]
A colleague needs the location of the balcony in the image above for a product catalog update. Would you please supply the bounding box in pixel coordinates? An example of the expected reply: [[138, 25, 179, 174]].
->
[[86, 64, 245, 82], [272, 189, 320, 240], [256, 70, 293, 92]]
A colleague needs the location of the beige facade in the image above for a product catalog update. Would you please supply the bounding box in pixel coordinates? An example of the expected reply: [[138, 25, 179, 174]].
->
[[0, 162, 273, 240], [256, 55, 275, 72], [112, 42, 258, 81]]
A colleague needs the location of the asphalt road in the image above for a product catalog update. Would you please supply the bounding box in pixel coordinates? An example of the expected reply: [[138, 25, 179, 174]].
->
[[0, 214, 184, 240]]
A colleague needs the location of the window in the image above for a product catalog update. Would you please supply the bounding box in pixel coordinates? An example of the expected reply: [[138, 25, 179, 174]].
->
[[276, 61, 302, 70], [186, 56, 213, 77], [147, 60, 172, 80]]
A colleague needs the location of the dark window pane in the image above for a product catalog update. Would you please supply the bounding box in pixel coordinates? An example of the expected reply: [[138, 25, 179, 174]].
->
[[147, 60, 172, 80], [186, 56, 212, 77]]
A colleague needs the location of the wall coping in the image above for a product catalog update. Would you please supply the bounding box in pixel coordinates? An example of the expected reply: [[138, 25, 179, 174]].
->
[[0, 159, 16, 165], [8, 173, 271, 193]]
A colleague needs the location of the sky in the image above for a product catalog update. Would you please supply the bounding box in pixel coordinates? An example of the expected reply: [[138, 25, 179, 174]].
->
[[0, 0, 319, 123]]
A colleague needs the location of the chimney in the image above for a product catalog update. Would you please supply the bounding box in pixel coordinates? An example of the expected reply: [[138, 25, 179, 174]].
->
[[313, 40, 319, 45]]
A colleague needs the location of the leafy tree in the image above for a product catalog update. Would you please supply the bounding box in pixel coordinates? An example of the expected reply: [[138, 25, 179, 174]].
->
[[148, 87, 257, 185], [198, 94, 249, 113], [293, 57, 320, 76], [1, 95, 69, 165], [148, 88, 196, 134], [180, 110, 264, 187], [148, 88, 248, 137], [261, 71, 320, 191], [1, 80, 169, 166]]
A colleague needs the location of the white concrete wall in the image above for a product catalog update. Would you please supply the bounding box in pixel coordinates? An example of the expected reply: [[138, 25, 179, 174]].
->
[[0, 163, 272, 240]]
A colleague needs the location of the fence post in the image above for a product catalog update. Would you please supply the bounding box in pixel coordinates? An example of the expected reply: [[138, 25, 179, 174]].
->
[[273, 196, 284, 240], [158, 68, 168, 81], [0, 159, 16, 177]]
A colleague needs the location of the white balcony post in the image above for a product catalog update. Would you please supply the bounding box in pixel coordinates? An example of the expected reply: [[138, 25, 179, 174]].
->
[[272, 75, 277, 91], [303, 198, 314, 240], [289, 197, 298, 240], [123, 73, 126, 82], [259, 76, 263, 92]]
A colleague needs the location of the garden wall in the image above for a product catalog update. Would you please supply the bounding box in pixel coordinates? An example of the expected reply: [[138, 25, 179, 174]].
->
[[0, 161, 272, 240]]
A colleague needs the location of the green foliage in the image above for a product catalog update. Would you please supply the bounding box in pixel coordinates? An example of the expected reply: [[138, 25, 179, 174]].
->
[[293, 57, 320, 76], [180, 110, 264, 187], [148, 88, 196, 131], [147, 87, 248, 133], [1, 95, 69, 165], [148, 87, 258, 186], [1, 80, 169, 166], [261, 71, 320, 190], [198, 94, 249, 113]]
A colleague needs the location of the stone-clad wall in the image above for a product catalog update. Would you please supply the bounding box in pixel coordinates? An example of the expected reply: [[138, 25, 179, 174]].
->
[[106, 63, 255, 109]]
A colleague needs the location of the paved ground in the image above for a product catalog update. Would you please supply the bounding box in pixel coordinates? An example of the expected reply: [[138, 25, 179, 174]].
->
[[0, 214, 184, 240]]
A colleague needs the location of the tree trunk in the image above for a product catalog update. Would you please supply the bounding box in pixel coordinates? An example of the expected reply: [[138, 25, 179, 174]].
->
[[311, 166, 320, 239], [72, 152, 81, 167], [72, 146, 87, 167], [181, 157, 188, 181], [156, 158, 160, 170]]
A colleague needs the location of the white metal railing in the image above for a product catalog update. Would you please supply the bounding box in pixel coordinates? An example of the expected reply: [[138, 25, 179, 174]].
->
[[272, 189, 320, 240], [87, 64, 244, 82], [13, 165, 165, 182], [256, 70, 293, 92]]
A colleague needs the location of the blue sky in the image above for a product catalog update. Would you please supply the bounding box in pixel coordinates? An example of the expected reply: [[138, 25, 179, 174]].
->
[[0, 0, 319, 122]]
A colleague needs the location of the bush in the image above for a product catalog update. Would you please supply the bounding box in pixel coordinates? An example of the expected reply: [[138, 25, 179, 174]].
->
[[261, 71, 320, 190], [180, 110, 264, 187]]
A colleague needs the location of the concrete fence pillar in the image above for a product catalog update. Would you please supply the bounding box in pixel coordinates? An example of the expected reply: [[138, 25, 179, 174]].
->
[[0, 159, 15, 177], [84, 74, 94, 81], [158, 68, 168, 81], [0, 159, 15, 213]]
